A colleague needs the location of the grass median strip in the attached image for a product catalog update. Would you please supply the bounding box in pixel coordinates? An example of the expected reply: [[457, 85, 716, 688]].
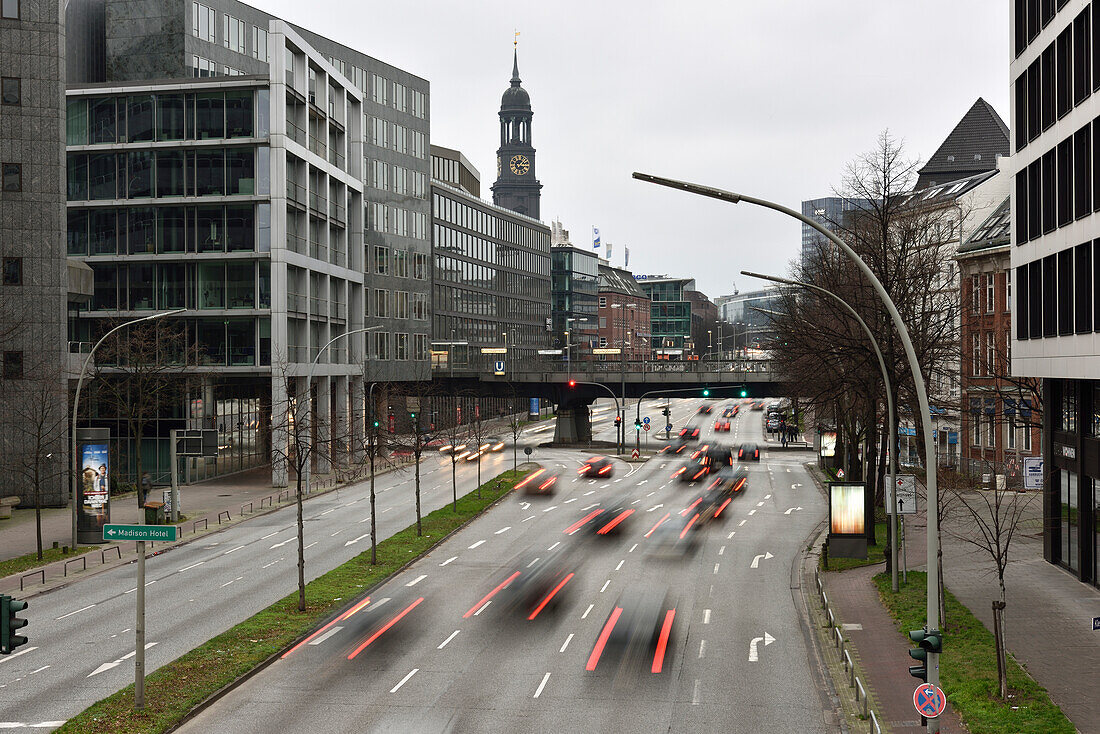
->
[[874, 571, 1074, 734], [0, 545, 99, 580], [57, 468, 532, 734]]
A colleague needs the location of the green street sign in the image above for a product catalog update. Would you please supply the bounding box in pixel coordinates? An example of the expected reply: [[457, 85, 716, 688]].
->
[[103, 524, 178, 542]]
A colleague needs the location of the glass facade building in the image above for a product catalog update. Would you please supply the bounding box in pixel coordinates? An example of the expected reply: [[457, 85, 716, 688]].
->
[[550, 246, 599, 361], [637, 277, 695, 357]]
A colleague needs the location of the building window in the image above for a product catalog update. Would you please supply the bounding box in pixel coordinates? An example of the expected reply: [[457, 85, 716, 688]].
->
[[2, 351, 22, 379], [414, 333, 428, 361], [395, 333, 409, 361], [986, 331, 996, 375], [252, 26, 268, 61], [2, 257, 21, 285], [192, 56, 215, 78], [598, 296, 607, 308], [1, 77, 19, 106], [1059, 470, 1079, 572], [192, 2, 215, 42], [971, 333, 980, 376], [373, 331, 390, 360], [1, 0, 18, 19], [1, 162, 20, 192], [394, 291, 409, 319], [985, 273, 995, 312], [1006, 268, 1012, 312], [413, 252, 428, 279], [393, 250, 408, 278], [374, 289, 388, 317], [1007, 415, 1017, 450], [374, 245, 389, 274], [224, 14, 246, 53], [971, 274, 981, 314], [986, 408, 996, 448]]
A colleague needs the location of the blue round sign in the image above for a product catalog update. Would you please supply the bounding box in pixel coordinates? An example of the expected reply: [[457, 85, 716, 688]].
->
[[642, 417, 650, 425], [913, 683, 946, 718]]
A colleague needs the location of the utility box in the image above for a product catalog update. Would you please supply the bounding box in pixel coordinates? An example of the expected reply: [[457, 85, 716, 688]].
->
[[143, 501, 165, 526]]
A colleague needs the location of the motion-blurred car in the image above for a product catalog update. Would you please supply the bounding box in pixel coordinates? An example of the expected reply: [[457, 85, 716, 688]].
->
[[699, 467, 748, 522], [514, 468, 559, 496], [586, 583, 677, 672], [494, 545, 576, 620], [438, 442, 467, 455], [722, 407, 738, 418], [579, 456, 615, 478], [751, 401, 765, 411], [765, 417, 780, 432], [738, 442, 761, 462], [714, 419, 731, 432], [576, 494, 635, 537], [659, 440, 691, 456], [645, 513, 702, 558], [697, 404, 713, 415], [672, 456, 713, 483], [706, 445, 735, 469], [677, 425, 701, 441]]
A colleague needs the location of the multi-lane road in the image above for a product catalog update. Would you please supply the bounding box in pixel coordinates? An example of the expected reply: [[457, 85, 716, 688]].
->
[[179, 399, 833, 733], [0, 444, 520, 729]]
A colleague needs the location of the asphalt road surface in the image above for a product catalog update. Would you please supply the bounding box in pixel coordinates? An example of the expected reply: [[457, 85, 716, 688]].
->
[[0, 446, 520, 729], [181, 398, 831, 733]]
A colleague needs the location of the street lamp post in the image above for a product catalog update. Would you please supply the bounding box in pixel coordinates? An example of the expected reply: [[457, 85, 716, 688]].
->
[[636, 171, 942, 726], [71, 309, 185, 550], [743, 270, 900, 593]]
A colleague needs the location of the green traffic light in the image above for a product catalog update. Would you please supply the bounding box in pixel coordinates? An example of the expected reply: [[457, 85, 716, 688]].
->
[[739, 389, 748, 398], [1, 595, 29, 654], [702, 389, 710, 397], [907, 628, 942, 681]]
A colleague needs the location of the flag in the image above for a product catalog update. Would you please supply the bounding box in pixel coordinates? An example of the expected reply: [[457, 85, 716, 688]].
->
[[592, 227, 601, 249], [624, 246, 630, 267], [606, 242, 613, 260]]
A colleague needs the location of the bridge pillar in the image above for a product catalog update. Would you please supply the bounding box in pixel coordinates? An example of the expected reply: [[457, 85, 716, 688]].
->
[[554, 404, 592, 443]]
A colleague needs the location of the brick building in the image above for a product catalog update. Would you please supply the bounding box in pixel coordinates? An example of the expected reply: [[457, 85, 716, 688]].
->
[[596, 262, 649, 361]]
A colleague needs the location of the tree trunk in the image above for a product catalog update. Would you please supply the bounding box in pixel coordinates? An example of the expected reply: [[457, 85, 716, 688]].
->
[[451, 458, 457, 511], [296, 465, 305, 612], [369, 442, 377, 565], [34, 464, 43, 561], [414, 445, 422, 537], [992, 599, 1007, 700]]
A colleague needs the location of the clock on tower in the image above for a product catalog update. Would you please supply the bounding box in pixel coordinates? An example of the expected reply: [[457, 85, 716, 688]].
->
[[491, 49, 542, 219]]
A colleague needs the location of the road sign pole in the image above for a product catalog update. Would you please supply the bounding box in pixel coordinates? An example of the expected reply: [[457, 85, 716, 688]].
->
[[902, 516, 908, 584], [170, 429, 179, 524], [135, 539, 145, 709]]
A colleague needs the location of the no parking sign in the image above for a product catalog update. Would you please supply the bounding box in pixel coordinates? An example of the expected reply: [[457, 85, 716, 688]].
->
[[913, 683, 946, 718]]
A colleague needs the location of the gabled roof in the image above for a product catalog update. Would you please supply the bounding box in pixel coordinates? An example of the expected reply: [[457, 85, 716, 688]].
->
[[958, 196, 1011, 255], [598, 264, 647, 297], [915, 98, 1009, 190]]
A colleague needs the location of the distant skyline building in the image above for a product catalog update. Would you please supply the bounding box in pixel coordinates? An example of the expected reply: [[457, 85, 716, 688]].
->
[[799, 197, 867, 272]]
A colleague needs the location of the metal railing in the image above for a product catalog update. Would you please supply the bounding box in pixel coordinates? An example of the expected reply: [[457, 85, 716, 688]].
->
[[286, 118, 306, 147], [286, 179, 307, 206], [431, 355, 775, 376], [286, 233, 308, 255]]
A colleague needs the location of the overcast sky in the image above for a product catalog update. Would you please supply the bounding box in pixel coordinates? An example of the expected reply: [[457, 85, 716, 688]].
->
[[255, 0, 1008, 298]]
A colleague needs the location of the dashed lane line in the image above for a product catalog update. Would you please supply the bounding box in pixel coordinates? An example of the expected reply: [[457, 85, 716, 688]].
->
[[439, 556, 457, 567], [560, 633, 574, 653], [390, 668, 419, 693], [438, 630, 460, 649], [468, 540, 485, 549]]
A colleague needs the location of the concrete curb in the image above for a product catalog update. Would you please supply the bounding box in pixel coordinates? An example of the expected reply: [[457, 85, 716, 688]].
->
[[165, 465, 537, 734]]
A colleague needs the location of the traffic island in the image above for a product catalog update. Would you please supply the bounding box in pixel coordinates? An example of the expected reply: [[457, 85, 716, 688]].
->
[[54, 467, 535, 734]]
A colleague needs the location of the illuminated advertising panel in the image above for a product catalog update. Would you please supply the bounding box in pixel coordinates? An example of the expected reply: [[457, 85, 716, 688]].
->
[[76, 427, 111, 544]]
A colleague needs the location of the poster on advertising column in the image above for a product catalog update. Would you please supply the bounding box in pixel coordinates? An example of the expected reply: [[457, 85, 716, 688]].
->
[[827, 482, 868, 559], [76, 427, 111, 544]]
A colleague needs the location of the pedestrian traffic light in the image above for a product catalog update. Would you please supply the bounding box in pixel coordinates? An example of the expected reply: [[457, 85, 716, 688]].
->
[[739, 388, 748, 398], [634, 418, 642, 429], [662, 407, 671, 417], [908, 628, 942, 681], [1, 595, 28, 654]]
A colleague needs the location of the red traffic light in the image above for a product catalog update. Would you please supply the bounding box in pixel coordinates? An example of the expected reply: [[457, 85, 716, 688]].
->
[[568, 380, 577, 387]]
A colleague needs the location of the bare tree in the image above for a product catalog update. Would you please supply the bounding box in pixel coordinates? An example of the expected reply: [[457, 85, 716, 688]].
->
[[389, 380, 443, 536], [6, 361, 67, 560], [92, 317, 200, 506], [440, 399, 468, 512], [946, 478, 1037, 699]]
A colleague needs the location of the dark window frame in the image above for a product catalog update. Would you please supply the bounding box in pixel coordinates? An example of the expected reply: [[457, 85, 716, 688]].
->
[[1075, 242, 1092, 333], [0, 77, 19, 106], [2, 351, 23, 380], [1, 162, 21, 192], [2, 256, 21, 285], [1075, 124, 1092, 218], [1017, 264, 1030, 340]]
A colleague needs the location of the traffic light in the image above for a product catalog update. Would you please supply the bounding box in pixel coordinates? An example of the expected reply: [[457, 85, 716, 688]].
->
[[908, 628, 942, 681], [634, 418, 642, 429], [662, 407, 671, 418], [614, 416, 621, 427], [372, 419, 380, 429], [568, 380, 577, 388], [702, 389, 710, 397], [1, 595, 28, 654], [739, 388, 748, 398]]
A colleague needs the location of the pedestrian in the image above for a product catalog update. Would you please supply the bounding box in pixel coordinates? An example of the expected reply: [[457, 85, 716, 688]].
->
[[779, 420, 788, 447]]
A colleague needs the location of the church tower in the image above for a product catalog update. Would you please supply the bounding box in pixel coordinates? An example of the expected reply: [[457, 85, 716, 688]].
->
[[491, 50, 542, 219]]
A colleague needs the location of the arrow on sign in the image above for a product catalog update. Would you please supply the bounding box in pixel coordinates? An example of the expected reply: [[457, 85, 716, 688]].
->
[[748, 632, 775, 662], [784, 507, 803, 515], [750, 552, 774, 568]]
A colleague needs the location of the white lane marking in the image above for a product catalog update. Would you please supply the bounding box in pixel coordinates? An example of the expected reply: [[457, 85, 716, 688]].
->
[[764, 494, 772, 500], [572, 478, 580, 483], [600, 580, 610, 593], [224, 545, 246, 554], [262, 558, 283, 569], [719, 545, 726, 556], [468, 540, 485, 549], [0, 647, 37, 666], [533, 672, 552, 698], [727, 531, 736, 539], [646, 491, 655, 497], [739, 520, 747, 526], [87, 643, 157, 677], [748, 509, 757, 516], [614, 478, 623, 483], [304, 541, 317, 550], [438, 630, 460, 649], [560, 633, 574, 653], [630, 499, 641, 505], [703, 609, 711, 624], [320, 507, 336, 515], [309, 626, 343, 646], [563, 498, 577, 504], [756, 501, 764, 507], [547, 541, 561, 551], [639, 480, 649, 486], [582, 604, 594, 619], [698, 640, 706, 659], [219, 576, 243, 588], [406, 574, 427, 587], [270, 538, 293, 549], [358, 516, 371, 524], [178, 561, 205, 572], [615, 560, 624, 571], [647, 504, 664, 512], [473, 600, 491, 616], [542, 506, 558, 513], [581, 503, 599, 511], [692, 679, 701, 705], [439, 556, 457, 567], [495, 526, 511, 535], [713, 563, 720, 574], [600, 484, 610, 489], [390, 668, 419, 693], [629, 543, 638, 553], [583, 490, 595, 496], [260, 530, 282, 540], [526, 557, 541, 568], [522, 515, 536, 522], [381, 508, 392, 514], [344, 533, 370, 547], [56, 604, 95, 621], [28, 665, 49, 675]]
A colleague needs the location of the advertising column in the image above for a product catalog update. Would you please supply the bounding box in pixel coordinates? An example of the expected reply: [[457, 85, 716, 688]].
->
[[76, 427, 111, 544]]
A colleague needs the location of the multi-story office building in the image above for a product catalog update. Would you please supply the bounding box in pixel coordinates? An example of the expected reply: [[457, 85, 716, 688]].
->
[[1011, 0, 1100, 586], [958, 197, 1040, 480], [0, 0, 71, 505], [800, 197, 868, 272], [550, 245, 599, 362], [635, 276, 696, 359], [596, 263, 650, 361], [63, 0, 432, 485], [429, 145, 550, 371], [717, 287, 782, 351]]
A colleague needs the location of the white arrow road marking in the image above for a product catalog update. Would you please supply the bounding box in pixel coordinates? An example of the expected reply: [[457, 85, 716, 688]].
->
[[748, 631, 776, 661], [792, 483, 802, 489], [344, 533, 370, 547], [750, 552, 774, 568], [88, 643, 157, 677], [784, 507, 804, 515], [520, 502, 531, 510], [309, 626, 343, 646]]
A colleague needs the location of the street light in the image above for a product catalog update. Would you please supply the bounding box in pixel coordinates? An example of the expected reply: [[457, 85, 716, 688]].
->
[[71, 309, 185, 550], [743, 269, 900, 593], [636, 171, 943, 723]]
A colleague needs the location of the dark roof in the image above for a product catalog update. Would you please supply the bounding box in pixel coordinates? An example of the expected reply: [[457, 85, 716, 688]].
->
[[958, 196, 1011, 255], [598, 263, 647, 297], [915, 98, 1009, 190]]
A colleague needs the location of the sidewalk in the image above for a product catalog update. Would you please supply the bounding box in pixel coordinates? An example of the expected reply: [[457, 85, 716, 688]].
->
[[819, 481, 1100, 733]]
